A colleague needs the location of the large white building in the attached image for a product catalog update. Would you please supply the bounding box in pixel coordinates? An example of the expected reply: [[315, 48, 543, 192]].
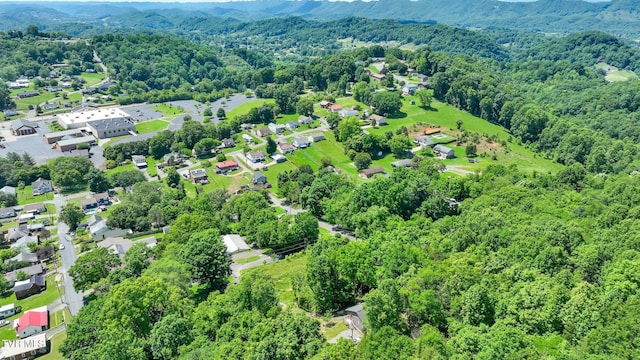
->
[[57, 108, 132, 130]]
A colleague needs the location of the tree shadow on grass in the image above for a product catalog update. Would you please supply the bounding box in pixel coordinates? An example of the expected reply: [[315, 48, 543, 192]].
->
[[390, 111, 408, 119]]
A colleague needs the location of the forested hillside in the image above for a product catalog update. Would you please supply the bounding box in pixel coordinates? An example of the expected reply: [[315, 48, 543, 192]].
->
[[3, 0, 640, 39]]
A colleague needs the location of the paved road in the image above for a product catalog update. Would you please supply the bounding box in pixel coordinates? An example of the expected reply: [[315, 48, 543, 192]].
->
[[49, 193, 86, 316]]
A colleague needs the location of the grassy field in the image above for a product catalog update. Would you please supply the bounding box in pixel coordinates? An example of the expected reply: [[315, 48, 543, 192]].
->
[[153, 103, 186, 117], [182, 167, 251, 197], [286, 132, 359, 177], [15, 92, 57, 109], [16, 186, 53, 205], [79, 72, 105, 86], [226, 98, 275, 119], [606, 70, 638, 82], [242, 252, 307, 309], [135, 119, 169, 134], [368, 64, 380, 74], [264, 162, 298, 194], [364, 95, 563, 174], [49, 308, 71, 328], [41, 330, 67, 360]]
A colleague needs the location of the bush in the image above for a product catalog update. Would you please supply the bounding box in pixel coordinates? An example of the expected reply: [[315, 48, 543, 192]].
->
[[216, 153, 227, 162], [105, 160, 117, 169]]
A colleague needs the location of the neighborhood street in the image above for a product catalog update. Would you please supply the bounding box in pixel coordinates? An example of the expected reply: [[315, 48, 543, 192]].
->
[[48, 192, 87, 316]]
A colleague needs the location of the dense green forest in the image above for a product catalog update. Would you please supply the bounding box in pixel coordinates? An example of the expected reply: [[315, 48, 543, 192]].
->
[[60, 160, 640, 359]]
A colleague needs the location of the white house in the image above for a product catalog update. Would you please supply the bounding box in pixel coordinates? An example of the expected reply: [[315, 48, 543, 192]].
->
[[221, 234, 250, 254], [298, 115, 313, 125], [0, 304, 15, 319], [292, 137, 309, 149], [285, 121, 299, 131], [246, 151, 266, 163], [132, 155, 147, 168], [308, 133, 325, 143], [90, 219, 128, 241], [268, 123, 285, 134]]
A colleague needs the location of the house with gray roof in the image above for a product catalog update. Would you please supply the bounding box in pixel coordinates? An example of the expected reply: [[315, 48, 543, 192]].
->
[[11, 119, 37, 136], [391, 159, 413, 168], [31, 178, 53, 196], [0, 207, 16, 219], [434, 144, 455, 159], [252, 172, 267, 185], [0, 186, 16, 196]]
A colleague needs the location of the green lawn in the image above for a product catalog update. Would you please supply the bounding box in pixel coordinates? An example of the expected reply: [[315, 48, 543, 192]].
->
[[16, 186, 53, 205], [242, 252, 307, 309], [146, 157, 158, 177], [606, 70, 638, 82], [41, 330, 67, 360], [226, 98, 275, 119], [49, 308, 71, 328], [369, 64, 380, 74], [105, 162, 135, 177], [287, 131, 359, 177], [235, 256, 260, 264], [15, 92, 56, 106], [153, 103, 186, 117], [0, 275, 63, 341], [135, 119, 169, 134], [79, 72, 105, 87], [264, 162, 298, 194]]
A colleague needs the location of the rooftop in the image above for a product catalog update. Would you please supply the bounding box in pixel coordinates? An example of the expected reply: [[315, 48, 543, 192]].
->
[[16, 306, 48, 332], [0, 333, 47, 358], [87, 117, 135, 131], [57, 108, 131, 127], [56, 135, 96, 148]]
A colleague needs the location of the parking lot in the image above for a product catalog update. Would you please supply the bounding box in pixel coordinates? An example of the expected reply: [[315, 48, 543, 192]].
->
[[0, 124, 105, 167]]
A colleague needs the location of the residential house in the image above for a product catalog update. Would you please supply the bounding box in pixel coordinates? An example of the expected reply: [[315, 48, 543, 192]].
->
[[162, 152, 187, 166], [252, 172, 268, 185], [15, 306, 49, 339], [413, 135, 434, 147], [370, 73, 386, 82], [27, 223, 44, 233], [5, 264, 45, 284], [391, 159, 413, 168], [23, 203, 46, 215], [268, 123, 285, 134], [16, 91, 39, 99], [189, 169, 209, 184], [344, 303, 366, 336], [246, 151, 266, 163], [215, 160, 239, 174], [0, 333, 49, 359], [93, 192, 111, 206], [6, 226, 28, 243], [80, 197, 98, 211], [90, 218, 127, 241], [242, 134, 254, 143], [256, 128, 271, 137], [11, 236, 39, 253], [221, 138, 235, 148], [131, 155, 147, 168], [338, 109, 359, 118], [11, 119, 37, 136], [308, 133, 325, 143], [31, 178, 52, 196], [370, 114, 387, 126], [285, 121, 299, 131], [359, 167, 386, 179], [4, 252, 38, 265], [0, 186, 16, 197], [221, 234, 250, 255], [298, 115, 313, 125], [417, 74, 428, 82], [278, 143, 295, 154], [434, 145, 455, 159], [97, 236, 157, 260], [0, 207, 16, 219], [13, 275, 46, 300], [270, 154, 287, 163], [0, 304, 16, 319], [328, 104, 343, 113], [292, 137, 309, 149], [402, 84, 417, 95], [3, 109, 18, 117], [240, 123, 253, 131]]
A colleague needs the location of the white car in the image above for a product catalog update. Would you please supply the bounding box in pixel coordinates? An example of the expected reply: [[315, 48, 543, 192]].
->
[[59, 244, 65, 250]]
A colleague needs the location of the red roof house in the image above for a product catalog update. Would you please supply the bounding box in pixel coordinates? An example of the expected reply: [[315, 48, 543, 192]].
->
[[15, 306, 49, 339], [215, 160, 239, 173], [329, 104, 343, 112]]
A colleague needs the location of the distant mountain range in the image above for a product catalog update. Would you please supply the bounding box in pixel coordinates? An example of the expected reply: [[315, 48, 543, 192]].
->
[[0, 0, 639, 39]]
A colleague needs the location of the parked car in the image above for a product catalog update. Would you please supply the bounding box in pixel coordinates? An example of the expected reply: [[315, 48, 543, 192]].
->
[[0, 320, 9, 327]]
